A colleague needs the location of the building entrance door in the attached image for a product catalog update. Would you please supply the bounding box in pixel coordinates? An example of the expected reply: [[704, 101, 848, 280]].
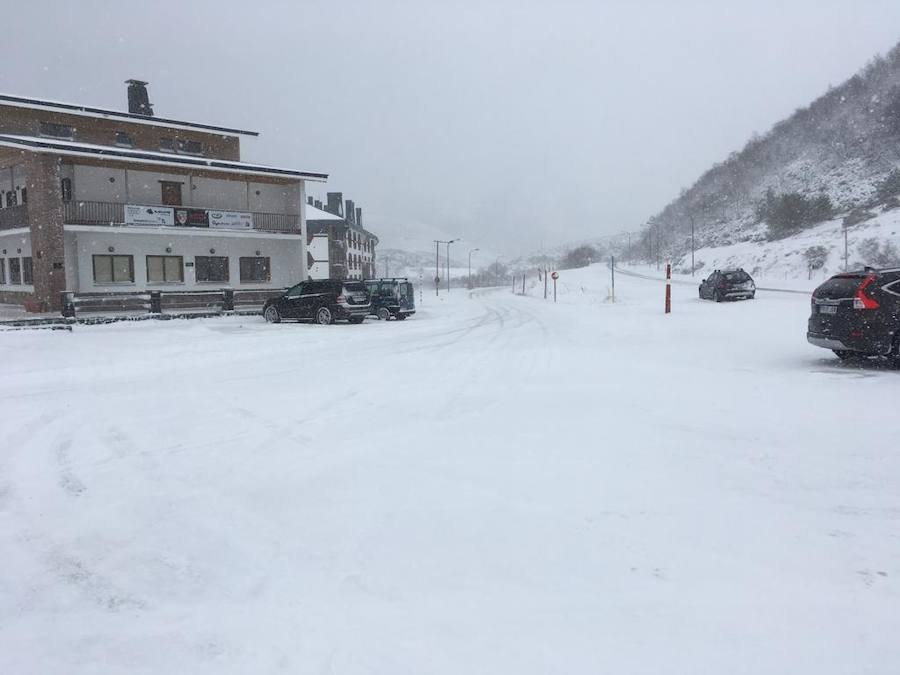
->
[[160, 181, 183, 206]]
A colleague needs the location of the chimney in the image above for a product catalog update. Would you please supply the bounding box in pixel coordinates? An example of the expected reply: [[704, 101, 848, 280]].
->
[[355, 207, 362, 227], [345, 199, 355, 225], [307, 196, 313, 206], [125, 79, 154, 116], [326, 192, 343, 217], [314, 199, 323, 209]]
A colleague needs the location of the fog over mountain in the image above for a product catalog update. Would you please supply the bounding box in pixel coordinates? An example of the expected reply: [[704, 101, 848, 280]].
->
[[3, 0, 900, 254]]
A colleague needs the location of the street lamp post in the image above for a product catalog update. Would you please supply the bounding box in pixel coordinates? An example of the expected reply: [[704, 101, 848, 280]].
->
[[468, 248, 479, 290], [690, 214, 695, 276], [446, 238, 459, 292], [433, 240, 441, 296]]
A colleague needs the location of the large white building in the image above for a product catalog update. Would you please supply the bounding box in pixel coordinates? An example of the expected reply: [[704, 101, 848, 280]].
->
[[0, 80, 327, 311]]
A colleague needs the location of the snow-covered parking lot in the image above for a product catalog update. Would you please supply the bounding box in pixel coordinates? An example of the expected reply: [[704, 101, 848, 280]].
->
[[1, 265, 898, 674]]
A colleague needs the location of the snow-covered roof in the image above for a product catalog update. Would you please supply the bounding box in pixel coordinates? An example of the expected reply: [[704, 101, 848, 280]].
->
[[305, 203, 344, 221], [0, 92, 258, 137], [0, 135, 327, 182]]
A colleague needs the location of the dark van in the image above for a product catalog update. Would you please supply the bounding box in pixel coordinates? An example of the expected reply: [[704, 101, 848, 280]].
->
[[364, 278, 416, 321]]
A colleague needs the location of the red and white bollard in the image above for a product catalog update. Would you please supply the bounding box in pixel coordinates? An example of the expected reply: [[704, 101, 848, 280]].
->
[[664, 263, 672, 314]]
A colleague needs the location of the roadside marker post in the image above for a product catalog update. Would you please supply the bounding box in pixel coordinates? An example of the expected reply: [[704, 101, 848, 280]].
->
[[610, 255, 615, 303], [664, 263, 672, 314], [551, 271, 559, 303], [544, 267, 548, 299], [522, 274, 525, 295]]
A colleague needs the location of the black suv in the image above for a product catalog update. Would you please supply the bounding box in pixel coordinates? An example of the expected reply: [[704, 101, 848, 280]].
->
[[364, 278, 416, 320], [699, 268, 756, 301], [262, 279, 370, 325], [807, 267, 900, 364]]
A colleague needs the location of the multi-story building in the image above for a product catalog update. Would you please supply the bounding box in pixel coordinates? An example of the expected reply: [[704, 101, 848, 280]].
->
[[0, 80, 326, 311], [305, 191, 377, 280]]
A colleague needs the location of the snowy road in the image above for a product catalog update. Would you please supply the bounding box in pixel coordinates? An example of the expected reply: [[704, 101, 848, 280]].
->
[[1, 266, 899, 674]]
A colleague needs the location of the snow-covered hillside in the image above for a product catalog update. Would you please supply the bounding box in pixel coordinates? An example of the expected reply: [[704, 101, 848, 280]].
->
[[673, 204, 900, 282], [634, 41, 900, 276]]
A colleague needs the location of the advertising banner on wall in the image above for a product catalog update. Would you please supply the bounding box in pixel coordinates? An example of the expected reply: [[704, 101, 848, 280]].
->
[[174, 208, 210, 228], [125, 205, 174, 226], [208, 210, 254, 230]]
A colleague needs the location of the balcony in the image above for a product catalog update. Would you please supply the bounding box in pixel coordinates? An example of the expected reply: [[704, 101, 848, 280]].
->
[[0, 204, 29, 231], [63, 200, 300, 234]]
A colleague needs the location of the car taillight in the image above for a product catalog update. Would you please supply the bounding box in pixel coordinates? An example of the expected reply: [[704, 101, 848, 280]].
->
[[853, 274, 880, 310]]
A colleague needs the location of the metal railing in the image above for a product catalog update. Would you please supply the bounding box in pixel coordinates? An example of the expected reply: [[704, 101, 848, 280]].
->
[[0, 204, 28, 231], [63, 200, 300, 233]]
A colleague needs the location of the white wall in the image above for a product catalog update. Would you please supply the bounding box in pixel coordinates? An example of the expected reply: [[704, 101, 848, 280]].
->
[[68, 164, 302, 216], [73, 165, 128, 202], [67, 227, 306, 293], [191, 177, 247, 211], [248, 182, 301, 215]]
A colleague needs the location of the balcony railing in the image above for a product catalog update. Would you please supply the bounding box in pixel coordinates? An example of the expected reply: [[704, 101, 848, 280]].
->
[[0, 204, 29, 231], [63, 200, 300, 234]]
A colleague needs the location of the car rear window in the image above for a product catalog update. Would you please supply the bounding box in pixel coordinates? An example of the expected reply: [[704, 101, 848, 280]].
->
[[815, 275, 863, 300], [722, 271, 750, 282], [343, 282, 367, 294]]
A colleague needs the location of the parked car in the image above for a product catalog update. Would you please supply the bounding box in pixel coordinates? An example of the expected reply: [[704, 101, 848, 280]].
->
[[699, 268, 756, 301], [262, 279, 370, 325], [364, 278, 416, 320], [807, 267, 900, 364]]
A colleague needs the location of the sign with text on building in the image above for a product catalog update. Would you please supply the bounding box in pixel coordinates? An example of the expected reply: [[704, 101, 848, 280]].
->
[[174, 208, 210, 228], [208, 210, 254, 230], [125, 205, 174, 226]]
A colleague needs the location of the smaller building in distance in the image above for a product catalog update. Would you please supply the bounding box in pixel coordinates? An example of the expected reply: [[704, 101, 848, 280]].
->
[[305, 191, 378, 280]]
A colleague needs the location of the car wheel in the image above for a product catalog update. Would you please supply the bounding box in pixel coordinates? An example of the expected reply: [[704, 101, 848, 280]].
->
[[889, 337, 900, 368], [316, 307, 333, 325], [264, 305, 281, 323], [397, 314, 407, 321], [713, 290, 722, 303], [377, 307, 391, 321]]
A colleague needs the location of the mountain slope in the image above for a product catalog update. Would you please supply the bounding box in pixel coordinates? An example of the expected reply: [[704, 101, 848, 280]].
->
[[636, 41, 900, 276]]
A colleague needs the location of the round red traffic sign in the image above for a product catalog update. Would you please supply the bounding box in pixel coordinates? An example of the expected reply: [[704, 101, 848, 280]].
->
[[551, 271, 559, 280]]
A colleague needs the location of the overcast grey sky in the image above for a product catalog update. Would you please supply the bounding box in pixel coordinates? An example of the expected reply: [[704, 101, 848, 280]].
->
[[3, 0, 900, 254]]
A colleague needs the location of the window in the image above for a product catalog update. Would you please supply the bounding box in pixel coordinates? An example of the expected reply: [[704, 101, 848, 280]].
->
[[195, 256, 229, 283], [0, 259, 5, 284], [159, 137, 176, 152], [9, 257, 22, 284], [146, 255, 184, 283], [92, 255, 134, 283], [22, 257, 32, 285], [239, 257, 270, 283], [61, 177, 72, 202], [115, 132, 133, 147], [6, 191, 16, 207], [39, 122, 74, 139], [177, 139, 203, 155], [160, 181, 183, 206], [20, 188, 26, 204]]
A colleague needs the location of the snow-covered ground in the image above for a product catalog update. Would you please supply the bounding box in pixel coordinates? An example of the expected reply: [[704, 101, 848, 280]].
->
[[1, 265, 898, 674]]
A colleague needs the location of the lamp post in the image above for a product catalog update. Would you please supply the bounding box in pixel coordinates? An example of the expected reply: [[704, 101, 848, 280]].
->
[[433, 240, 441, 296], [690, 214, 695, 276], [468, 248, 479, 289], [446, 238, 459, 292]]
